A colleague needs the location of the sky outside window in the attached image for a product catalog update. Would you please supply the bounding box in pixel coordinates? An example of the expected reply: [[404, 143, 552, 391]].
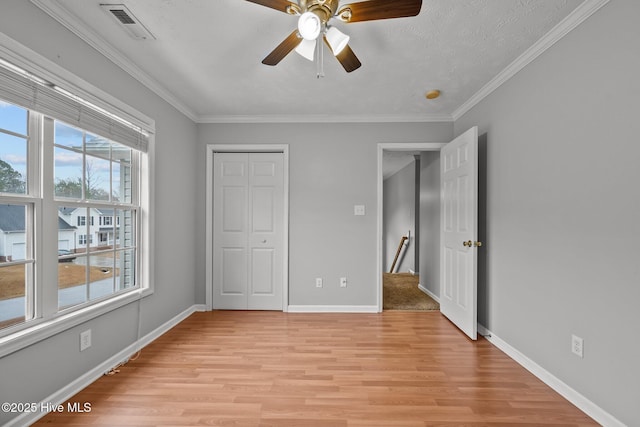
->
[[0, 102, 28, 194], [54, 121, 84, 190], [1, 105, 132, 199], [54, 121, 117, 200]]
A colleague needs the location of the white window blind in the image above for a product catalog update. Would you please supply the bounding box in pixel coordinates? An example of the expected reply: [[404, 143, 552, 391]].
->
[[0, 59, 149, 152]]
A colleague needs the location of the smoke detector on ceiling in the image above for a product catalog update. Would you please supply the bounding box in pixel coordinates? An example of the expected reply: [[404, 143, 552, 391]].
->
[[100, 4, 155, 40]]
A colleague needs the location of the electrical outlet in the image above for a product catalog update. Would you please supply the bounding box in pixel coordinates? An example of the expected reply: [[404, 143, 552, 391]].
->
[[315, 278, 323, 288], [571, 334, 583, 358], [80, 329, 92, 352], [340, 277, 347, 288]]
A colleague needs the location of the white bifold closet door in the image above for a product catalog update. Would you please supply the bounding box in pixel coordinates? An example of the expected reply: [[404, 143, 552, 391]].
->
[[213, 152, 284, 310]]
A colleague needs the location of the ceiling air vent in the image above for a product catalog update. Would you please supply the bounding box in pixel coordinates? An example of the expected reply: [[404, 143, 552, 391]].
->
[[100, 4, 156, 40]]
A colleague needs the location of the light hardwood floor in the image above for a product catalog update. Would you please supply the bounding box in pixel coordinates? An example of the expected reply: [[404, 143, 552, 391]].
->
[[35, 311, 598, 426]]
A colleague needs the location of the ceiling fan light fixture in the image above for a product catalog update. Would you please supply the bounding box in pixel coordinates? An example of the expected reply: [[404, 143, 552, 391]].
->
[[251, 0, 423, 73], [325, 26, 350, 56], [298, 12, 322, 40], [295, 38, 316, 61]]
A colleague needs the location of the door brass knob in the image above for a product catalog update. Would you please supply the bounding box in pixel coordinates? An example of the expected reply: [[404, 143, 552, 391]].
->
[[474, 241, 483, 247], [463, 240, 472, 247]]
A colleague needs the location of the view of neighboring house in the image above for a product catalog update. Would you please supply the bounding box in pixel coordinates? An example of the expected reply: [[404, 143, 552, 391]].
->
[[0, 205, 123, 261], [0, 205, 74, 262], [0, 205, 30, 262], [57, 206, 122, 251]]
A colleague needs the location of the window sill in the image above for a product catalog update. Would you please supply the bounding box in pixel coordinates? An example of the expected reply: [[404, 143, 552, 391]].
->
[[0, 288, 152, 359]]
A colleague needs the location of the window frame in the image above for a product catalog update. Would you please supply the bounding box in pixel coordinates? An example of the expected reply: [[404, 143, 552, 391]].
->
[[0, 34, 155, 358]]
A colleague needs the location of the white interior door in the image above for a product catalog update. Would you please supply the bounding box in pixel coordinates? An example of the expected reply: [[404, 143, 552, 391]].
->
[[213, 152, 284, 310], [440, 127, 479, 340]]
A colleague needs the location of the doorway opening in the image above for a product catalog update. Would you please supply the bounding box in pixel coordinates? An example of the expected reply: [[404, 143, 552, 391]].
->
[[377, 143, 445, 312]]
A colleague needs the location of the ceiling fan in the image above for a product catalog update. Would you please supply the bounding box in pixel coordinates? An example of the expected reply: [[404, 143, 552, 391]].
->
[[246, 0, 422, 73]]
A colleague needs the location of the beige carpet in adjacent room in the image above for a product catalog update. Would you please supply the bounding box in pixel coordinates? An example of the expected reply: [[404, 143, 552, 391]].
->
[[383, 273, 440, 311]]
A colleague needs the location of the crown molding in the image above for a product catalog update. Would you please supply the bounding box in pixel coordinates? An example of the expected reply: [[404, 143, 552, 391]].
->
[[30, 0, 609, 126], [29, 0, 199, 122], [0, 31, 155, 133], [196, 113, 454, 124], [452, 0, 610, 121], [29, 0, 450, 125]]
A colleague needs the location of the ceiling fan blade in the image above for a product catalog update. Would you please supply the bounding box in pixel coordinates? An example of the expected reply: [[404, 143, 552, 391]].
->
[[338, 0, 422, 23], [335, 44, 362, 73], [245, 0, 299, 14], [262, 30, 303, 66]]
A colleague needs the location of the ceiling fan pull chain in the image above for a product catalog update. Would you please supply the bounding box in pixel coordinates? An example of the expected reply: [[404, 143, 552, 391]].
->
[[316, 35, 325, 78]]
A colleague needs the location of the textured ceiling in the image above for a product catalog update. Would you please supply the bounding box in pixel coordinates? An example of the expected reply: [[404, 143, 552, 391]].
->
[[32, 0, 586, 123]]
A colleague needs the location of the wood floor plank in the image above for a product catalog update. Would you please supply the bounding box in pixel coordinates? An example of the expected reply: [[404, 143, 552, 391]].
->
[[34, 311, 598, 426]]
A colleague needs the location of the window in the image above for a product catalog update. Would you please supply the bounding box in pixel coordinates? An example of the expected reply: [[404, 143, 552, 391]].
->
[[0, 52, 153, 347], [0, 102, 27, 195], [0, 102, 34, 329], [77, 234, 94, 246], [54, 121, 138, 309], [1, 106, 142, 327]]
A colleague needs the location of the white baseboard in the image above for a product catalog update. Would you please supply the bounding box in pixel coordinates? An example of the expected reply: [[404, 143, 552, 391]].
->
[[288, 305, 379, 313], [478, 325, 625, 427], [8, 304, 200, 427], [12, 305, 622, 426], [418, 284, 440, 303]]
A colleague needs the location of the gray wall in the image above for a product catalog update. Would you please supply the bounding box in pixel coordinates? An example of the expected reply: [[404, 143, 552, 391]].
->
[[418, 151, 440, 297], [2, 0, 637, 425], [0, 2, 198, 425], [454, 1, 640, 425], [195, 123, 453, 307], [383, 161, 415, 273]]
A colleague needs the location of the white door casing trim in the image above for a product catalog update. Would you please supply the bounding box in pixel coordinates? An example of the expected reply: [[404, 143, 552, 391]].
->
[[206, 144, 290, 312], [376, 142, 447, 312]]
